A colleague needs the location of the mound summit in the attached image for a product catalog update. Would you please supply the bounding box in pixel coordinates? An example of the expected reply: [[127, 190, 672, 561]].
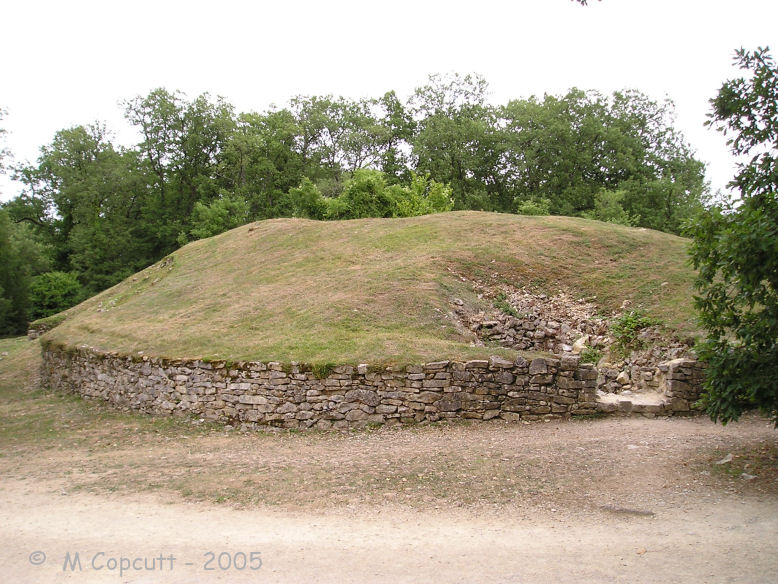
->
[[42, 211, 697, 365]]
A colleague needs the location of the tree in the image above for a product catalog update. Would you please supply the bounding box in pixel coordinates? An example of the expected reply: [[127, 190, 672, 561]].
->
[[28, 271, 81, 320], [688, 47, 778, 425], [10, 124, 153, 294], [582, 189, 637, 226], [288, 94, 410, 192], [0, 209, 52, 334], [410, 73, 498, 209], [498, 89, 706, 228], [179, 194, 250, 243], [123, 88, 236, 251], [220, 109, 303, 218]]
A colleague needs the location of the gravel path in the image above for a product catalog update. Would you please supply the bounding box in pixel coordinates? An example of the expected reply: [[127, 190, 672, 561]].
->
[[2, 477, 777, 584], [2, 415, 777, 583]]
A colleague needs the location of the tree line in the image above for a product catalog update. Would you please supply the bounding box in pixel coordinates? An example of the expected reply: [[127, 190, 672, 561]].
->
[[0, 74, 709, 334]]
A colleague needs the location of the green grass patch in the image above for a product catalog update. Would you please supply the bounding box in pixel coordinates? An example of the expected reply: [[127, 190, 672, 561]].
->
[[494, 292, 521, 318]]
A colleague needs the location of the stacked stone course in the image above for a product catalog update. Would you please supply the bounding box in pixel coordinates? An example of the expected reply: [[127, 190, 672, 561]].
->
[[42, 344, 601, 430], [41, 341, 706, 429], [660, 358, 707, 414]]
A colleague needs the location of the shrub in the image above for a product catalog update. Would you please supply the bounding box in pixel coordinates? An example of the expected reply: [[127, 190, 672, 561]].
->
[[337, 169, 395, 219], [610, 310, 660, 353], [181, 194, 250, 243], [516, 197, 551, 216], [284, 178, 327, 219], [29, 271, 82, 320], [582, 189, 638, 226], [392, 173, 454, 217]]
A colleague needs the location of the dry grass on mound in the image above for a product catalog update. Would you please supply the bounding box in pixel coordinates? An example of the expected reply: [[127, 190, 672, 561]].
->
[[42, 212, 697, 364]]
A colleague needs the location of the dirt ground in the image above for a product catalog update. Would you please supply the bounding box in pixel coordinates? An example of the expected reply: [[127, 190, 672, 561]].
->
[[1, 340, 777, 583], [3, 416, 778, 583], [2, 474, 777, 584]]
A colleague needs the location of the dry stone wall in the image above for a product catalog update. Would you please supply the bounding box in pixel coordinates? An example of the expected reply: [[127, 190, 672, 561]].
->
[[660, 358, 707, 413], [41, 342, 601, 430]]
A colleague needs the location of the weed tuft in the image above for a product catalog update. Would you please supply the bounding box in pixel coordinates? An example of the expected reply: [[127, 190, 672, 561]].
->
[[579, 347, 603, 364], [494, 293, 520, 318], [610, 310, 661, 354], [311, 363, 336, 379]]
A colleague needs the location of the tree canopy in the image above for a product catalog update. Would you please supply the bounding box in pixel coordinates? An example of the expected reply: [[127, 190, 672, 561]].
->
[[1, 76, 708, 334], [688, 47, 778, 425]]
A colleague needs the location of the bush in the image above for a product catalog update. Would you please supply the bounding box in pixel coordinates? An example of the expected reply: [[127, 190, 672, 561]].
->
[[284, 178, 327, 219], [325, 170, 454, 220], [180, 194, 251, 244], [336, 169, 395, 219], [516, 197, 551, 216], [610, 310, 659, 353], [392, 173, 454, 217], [582, 189, 638, 226], [29, 271, 82, 320]]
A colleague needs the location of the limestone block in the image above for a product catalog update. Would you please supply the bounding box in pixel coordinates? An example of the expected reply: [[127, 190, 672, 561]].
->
[[344, 388, 381, 407], [276, 402, 297, 414], [560, 354, 580, 371], [529, 358, 548, 375], [422, 379, 449, 389], [488, 356, 514, 369], [423, 360, 450, 371], [465, 360, 489, 370]]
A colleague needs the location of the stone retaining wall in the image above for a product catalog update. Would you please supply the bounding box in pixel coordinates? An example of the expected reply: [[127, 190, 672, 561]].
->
[[660, 358, 707, 413], [41, 342, 601, 430]]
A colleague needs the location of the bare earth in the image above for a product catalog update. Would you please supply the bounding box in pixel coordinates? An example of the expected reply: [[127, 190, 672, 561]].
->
[[2, 413, 777, 584]]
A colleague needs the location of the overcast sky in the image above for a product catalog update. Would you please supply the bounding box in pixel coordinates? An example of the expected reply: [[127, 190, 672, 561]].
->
[[1, 0, 777, 201]]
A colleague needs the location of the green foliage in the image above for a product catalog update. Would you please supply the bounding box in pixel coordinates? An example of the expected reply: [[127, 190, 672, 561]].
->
[[29, 271, 82, 320], [689, 47, 778, 425], [311, 362, 336, 379], [500, 89, 705, 228], [11, 123, 155, 294], [284, 178, 328, 219], [323, 170, 453, 220], [582, 189, 638, 226], [322, 196, 351, 220], [3, 77, 708, 328], [610, 310, 659, 353], [410, 73, 497, 209], [391, 173, 454, 217], [222, 109, 304, 219], [516, 198, 551, 216], [180, 194, 250, 243], [0, 107, 10, 182], [333, 169, 395, 219], [579, 347, 603, 365], [493, 293, 520, 318], [0, 210, 53, 334]]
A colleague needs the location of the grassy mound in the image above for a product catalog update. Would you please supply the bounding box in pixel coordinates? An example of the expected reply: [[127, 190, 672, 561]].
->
[[42, 211, 698, 364]]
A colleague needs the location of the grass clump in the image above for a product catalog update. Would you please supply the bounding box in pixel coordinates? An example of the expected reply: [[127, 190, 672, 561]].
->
[[311, 363, 337, 379], [493, 292, 521, 318], [579, 347, 603, 365]]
